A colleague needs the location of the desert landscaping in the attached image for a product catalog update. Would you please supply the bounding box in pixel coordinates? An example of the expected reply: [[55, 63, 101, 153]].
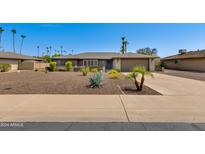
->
[[0, 71, 160, 95]]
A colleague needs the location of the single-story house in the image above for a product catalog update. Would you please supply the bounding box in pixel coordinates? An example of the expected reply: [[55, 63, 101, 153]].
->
[[0, 51, 46, 71], [52, 52, 158, 72], [161, 50, 205, 72]]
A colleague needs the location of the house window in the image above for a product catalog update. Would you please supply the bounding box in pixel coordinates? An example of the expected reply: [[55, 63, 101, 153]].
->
[[83, 60, 98, 67], [174, 60, 180, 64], [93, 60, 98, 66], [83, 61, 87, 66]]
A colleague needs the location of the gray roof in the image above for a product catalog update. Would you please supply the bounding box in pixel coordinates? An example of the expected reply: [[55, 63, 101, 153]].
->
[[162, 50, 205, 60], [52, 52, 157, 60], [0, 52, 42, 61]]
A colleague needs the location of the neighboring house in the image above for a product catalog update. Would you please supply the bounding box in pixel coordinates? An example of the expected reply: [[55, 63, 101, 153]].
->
[[162, 50, 205, 72], [0, 51, 45, 71], [52, 52, 158, 72]]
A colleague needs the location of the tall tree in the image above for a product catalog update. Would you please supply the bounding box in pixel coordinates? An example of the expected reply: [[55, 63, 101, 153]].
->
[[0, 27, 5, 50], [19, 35, 26, 54], [136, 47, 158, 55], [49, 46, 52, 55], [46, 47, 49, 55], [63, 50, 67, 55], [60, 46, 63, 54], [11, 29, 17, 53], [120, 37, 128, 54]]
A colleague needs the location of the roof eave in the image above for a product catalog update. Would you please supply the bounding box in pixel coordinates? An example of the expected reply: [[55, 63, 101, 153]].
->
[[162, 56, 205, 61]]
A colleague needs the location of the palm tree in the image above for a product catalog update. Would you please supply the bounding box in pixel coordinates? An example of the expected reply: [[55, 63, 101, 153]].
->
[[19, 35, 26, 54], [60, 46, 63, 54], [63, 50, 67, 55], [151, 48, 157, 55], [120, 37, 128, 54], [46, 47, 49, 55], [37, 46, 40, 57], [127, 67, 154, 91], [11, 29, 17, 53], [0, 27, 5, 50], [49, 46, 52, 55]]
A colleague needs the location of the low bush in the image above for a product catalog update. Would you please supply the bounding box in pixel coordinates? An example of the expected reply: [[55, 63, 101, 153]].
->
[[49, 62, 57, 72], [155, 61, 165, 71], [89, 72, 103, 88], [57, 67, 66, 72], [89, 66, 99, 73], [108, 69, 120, 79], [90, 68, 98, 73], [155, 63, 162, 70], [65, 61, 73, 71], [0, 63, 11, 72], [81, 67, 89, 76]]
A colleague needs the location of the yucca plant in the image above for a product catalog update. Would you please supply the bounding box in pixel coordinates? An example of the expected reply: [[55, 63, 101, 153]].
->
[[127, 67, 153, 91]]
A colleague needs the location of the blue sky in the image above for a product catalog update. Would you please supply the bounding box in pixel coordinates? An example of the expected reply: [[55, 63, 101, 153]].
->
[[0, 23, 205, 57]]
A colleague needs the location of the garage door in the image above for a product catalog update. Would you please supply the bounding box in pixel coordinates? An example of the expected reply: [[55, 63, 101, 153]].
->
[[121, 59, 149, 72]]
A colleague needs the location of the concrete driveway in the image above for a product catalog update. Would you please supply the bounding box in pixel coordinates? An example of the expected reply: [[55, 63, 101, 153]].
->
[[143, 73, 205, 96]]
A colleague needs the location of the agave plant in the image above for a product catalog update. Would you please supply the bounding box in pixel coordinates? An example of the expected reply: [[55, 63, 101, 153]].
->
[[127, 67, 153, 91], [89, 71, 103, 88]]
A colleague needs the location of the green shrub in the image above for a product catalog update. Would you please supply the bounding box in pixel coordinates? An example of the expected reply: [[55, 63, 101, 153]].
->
[[89, 72, 103, 88], [108, 69, 120, 79], [65, 61, 73, 71], [42, 55, 52, 63], [0, 63, 11, 72], [49, 62, 57, 72], [89, 66, 99, 72], [81, 67, 89, 76], [90, 68, 98, 73]]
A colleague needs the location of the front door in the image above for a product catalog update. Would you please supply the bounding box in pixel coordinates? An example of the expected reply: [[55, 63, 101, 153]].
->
[[106, 60, 113, 70]]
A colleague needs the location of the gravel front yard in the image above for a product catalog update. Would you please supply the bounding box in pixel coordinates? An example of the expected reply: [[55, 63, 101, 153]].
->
[[0, 71, 160, 95]]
